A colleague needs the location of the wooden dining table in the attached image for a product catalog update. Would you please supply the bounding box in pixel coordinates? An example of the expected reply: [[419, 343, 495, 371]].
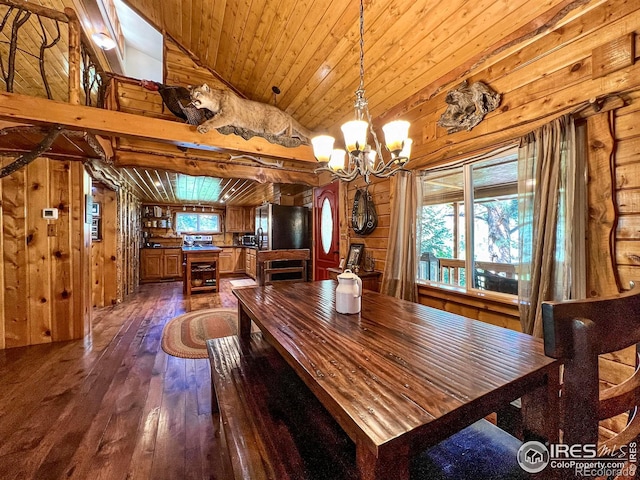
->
[[233, 280, 560, 480]]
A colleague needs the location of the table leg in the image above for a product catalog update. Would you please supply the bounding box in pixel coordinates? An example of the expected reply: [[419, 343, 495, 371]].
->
[[521, 366, 560, 444], [356, 442, 409, 480], [238, 303, 251, 340]]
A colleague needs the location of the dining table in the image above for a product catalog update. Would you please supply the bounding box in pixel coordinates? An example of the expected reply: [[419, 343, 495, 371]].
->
[[232, 280, 560, 480]]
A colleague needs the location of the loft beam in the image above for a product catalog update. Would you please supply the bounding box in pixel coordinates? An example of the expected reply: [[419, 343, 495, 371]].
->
[[0, 92, 317, 163], [114, 151, 319, 186]]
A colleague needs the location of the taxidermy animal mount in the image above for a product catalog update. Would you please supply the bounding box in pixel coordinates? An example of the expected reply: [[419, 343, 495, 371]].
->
[[437, 80, 501, 134], [140, 80, 213, 126], [190, 83, 315, 148]]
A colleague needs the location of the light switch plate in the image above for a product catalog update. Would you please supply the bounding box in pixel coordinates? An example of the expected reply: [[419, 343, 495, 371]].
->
[[43, 208, 58, 219]]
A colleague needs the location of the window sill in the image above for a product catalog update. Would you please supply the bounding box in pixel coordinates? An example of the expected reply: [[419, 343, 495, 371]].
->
[[416, 280, 519, 306]]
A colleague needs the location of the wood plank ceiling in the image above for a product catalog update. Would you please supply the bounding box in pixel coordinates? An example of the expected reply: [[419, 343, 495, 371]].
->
[[1, 0, 604, 205]]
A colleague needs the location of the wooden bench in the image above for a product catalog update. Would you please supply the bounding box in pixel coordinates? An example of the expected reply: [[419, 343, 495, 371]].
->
[[206, 333, 357, 480]]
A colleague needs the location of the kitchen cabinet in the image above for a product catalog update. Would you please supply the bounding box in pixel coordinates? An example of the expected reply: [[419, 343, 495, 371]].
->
[[243, 207, 255, 232], [226, 207, 244, 232], [220, 247, 247, 274], [245, 248, 257, 279], [226, 206, 255, 233], [141, 248, 183, 282], [234, 248, 245, 272], [219, 248, 235, 273]]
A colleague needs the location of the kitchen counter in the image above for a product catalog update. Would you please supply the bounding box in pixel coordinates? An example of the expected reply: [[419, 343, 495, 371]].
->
[[181, 246, 223, 253]]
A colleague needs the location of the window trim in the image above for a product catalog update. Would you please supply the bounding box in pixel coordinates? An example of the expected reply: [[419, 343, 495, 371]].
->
[[417, 146, 520, 298]]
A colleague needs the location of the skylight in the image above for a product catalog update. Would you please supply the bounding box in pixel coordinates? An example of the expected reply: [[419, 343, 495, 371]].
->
[[112, 0, 162, 82]]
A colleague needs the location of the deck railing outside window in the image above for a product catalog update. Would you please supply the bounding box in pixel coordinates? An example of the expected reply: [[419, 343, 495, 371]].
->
[[417, 147, 520, 296]]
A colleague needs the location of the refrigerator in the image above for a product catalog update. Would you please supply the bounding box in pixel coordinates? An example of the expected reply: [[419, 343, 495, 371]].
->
[[255, 204, 310, 251]]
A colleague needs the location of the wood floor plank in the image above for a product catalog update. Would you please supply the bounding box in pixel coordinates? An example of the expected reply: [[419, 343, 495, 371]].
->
[[0, 279, 240, 480]]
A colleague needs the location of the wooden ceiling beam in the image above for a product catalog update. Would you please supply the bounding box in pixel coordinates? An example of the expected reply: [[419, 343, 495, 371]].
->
[[0, 92, 317, 163], [114, 151, 320, 186]]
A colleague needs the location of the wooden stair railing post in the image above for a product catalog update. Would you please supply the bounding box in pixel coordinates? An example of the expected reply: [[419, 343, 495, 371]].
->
[[64, 8, 81, 105]]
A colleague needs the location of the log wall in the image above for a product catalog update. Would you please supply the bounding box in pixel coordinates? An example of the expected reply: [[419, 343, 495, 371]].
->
[[91, 184, 118, 307], [0, 156, 91, 349], [344, 0, 640, 328]]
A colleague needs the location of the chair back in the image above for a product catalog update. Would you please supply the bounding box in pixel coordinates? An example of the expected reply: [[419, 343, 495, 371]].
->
[[542, 285, 640, 451]]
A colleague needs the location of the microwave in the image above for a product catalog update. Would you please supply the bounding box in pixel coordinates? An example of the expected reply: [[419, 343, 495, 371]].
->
[[241, 234, 256, 246]]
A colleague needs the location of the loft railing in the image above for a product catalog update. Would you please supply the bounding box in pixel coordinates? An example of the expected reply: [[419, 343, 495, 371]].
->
[[0, 0, 106, 107]]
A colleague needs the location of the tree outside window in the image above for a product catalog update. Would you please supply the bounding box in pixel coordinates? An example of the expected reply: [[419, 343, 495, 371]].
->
[[417, 148, 520, 296], [175, 212, 222, 233]]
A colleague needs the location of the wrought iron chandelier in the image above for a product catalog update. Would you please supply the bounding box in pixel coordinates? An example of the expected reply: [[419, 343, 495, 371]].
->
[[312, 0, 412, 184]]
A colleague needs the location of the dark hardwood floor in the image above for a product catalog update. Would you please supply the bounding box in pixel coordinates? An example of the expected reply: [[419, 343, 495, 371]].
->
[[0, 279, 244, 480]]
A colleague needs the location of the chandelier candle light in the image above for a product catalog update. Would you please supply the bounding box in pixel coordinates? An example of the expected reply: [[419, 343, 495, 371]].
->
[[312, 0, 412, 184]]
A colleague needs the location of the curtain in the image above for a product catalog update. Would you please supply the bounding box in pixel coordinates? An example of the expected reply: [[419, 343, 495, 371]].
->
[[517, 114, 586, 336], [381, 170, 421, 302]]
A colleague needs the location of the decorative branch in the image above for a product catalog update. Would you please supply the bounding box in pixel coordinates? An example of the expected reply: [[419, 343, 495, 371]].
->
[[6, 8, 30, 92], [0, 124, 63, 177], [37, 15, 61, 100]]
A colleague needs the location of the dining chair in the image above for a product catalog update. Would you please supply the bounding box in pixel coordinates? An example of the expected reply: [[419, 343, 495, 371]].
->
[[542, 285, 640, 478]]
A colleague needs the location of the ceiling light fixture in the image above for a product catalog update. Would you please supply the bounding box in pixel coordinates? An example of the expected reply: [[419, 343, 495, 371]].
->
[[91, 32, 116, 51], [312, 0, 412, 184]]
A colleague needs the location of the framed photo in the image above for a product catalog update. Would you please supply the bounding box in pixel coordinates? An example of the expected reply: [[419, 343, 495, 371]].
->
[[91, 201, 101, 217], [346, 243, 364, 270]]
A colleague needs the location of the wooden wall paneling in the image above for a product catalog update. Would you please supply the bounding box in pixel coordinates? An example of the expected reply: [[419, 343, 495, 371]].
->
[[103, 188, 118, 305], [346, 177, 391, 277], [1, 158, 28, 348], [164, 39, 230, 91], [615, 91, 640, 290], [586, 112, 619, 297], [26, 159, 53, 344], [0, 162, 3, 349], [50, 160, 74, 342], [92, 234, 104, 307], [410, 0, 640, 169], [77, 166, 91, 338]]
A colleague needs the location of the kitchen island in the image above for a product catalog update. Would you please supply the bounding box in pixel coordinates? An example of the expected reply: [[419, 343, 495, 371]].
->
[[182, 246, 222, 295]]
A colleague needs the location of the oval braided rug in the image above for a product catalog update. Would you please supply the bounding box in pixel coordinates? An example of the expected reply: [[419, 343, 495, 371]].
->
[[161, 308, 237, 359]]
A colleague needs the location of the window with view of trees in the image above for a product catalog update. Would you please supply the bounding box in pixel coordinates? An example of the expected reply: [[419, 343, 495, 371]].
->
[[417, 148, 520, 296], [175, 212, 222, 233]]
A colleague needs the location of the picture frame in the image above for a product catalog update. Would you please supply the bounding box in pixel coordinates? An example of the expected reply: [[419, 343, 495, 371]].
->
[[346, 243, 364, 270]]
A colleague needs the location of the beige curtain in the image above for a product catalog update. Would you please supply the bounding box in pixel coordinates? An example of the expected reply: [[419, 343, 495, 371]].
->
[[517, 114, 586, 336], [381, 170, 421, 302]]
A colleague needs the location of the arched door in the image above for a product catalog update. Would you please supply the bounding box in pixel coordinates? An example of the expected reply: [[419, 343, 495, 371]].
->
[[313, 181, 340, 280]]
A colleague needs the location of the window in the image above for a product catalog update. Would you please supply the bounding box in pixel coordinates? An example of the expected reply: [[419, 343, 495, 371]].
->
[[417, 148, 520, 296], [175, 212, 222, 233]]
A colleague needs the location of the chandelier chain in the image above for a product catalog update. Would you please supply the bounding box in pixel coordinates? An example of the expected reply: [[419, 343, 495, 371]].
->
[[358, 0, 365, 92]]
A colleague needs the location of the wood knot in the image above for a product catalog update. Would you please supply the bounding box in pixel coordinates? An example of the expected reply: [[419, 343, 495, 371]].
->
[[32, 182, 41, 190], [570, 62, 582, 72], [54, 250, 62, 258], [501, 105, 510, 112], [57, 203, 65, 211], [591, 140, 605, 149], [26, 233, 33, 245], [61, 290, 70, 299], [111, 255, 116, 261], [44, 330, 51, 336], [40, 297, 47, 303]]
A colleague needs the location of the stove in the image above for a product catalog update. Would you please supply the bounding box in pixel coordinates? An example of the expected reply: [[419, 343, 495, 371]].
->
[[183, 234, 213, 247]]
